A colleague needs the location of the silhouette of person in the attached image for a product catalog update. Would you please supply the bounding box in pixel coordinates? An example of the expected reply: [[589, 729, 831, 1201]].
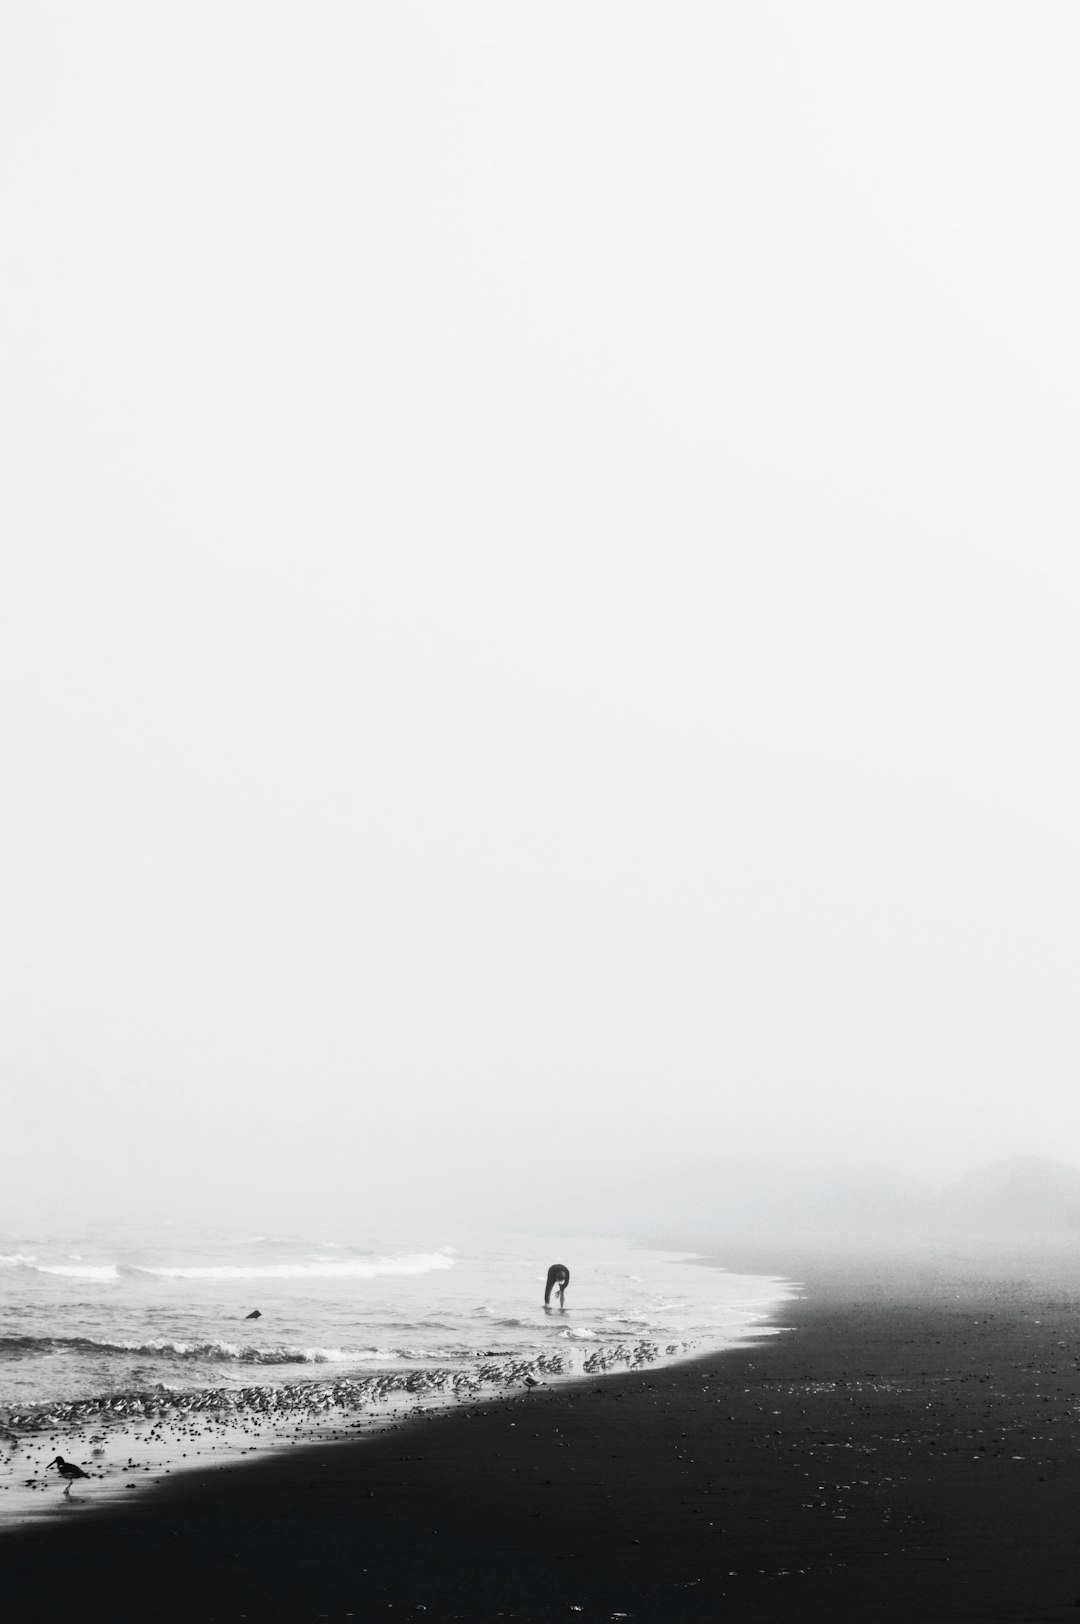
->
[[544, 1263, 570, 1308]]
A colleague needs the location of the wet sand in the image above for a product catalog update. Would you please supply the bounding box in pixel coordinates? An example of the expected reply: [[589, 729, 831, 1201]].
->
[[4, 1241, 1080, 1622]]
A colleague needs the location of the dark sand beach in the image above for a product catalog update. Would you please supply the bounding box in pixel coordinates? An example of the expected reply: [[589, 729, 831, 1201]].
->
[[5, 1243, 1080, 1622]]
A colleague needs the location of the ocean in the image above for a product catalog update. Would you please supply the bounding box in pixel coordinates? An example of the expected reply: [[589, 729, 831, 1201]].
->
[[0, 1218, 794, 1524]]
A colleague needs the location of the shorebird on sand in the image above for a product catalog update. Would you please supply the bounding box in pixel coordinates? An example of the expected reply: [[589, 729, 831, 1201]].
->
[[46, 1456, 90, 1493]]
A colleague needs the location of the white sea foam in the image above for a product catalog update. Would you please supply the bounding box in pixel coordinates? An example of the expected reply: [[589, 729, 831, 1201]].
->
[[34, 1264, 122, 1281], [137, 1250, 455, 1282], [1, 1254, 124, 1281], [94, 1336, 360, 1364], [0, 1333, 380, 1365], [3, 1249, 456, 1285]]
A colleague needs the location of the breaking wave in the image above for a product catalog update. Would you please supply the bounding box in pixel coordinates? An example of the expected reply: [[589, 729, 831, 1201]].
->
[[0, 1252, 455, 1284], [138, 1252, 455, 1281], [0, 1334, 366, 1365], [0, 1256, 122, 1281]]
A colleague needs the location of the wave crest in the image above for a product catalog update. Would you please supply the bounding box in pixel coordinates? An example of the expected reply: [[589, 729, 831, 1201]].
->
[[136, 1251, 456, 1282], [0, 1334, 362, 1365], [0, 1251, 455, 1284]]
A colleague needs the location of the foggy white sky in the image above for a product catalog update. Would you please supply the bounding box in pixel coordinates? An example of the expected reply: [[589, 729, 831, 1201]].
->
[[3, 3, 1079, 1221]]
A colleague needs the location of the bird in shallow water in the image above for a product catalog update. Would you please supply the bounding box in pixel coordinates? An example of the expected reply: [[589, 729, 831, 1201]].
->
[[46, 1456, 90, 1493]]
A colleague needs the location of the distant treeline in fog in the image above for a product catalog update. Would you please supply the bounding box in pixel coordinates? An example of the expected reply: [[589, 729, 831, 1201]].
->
[[572, 1157, 1080, 1243]]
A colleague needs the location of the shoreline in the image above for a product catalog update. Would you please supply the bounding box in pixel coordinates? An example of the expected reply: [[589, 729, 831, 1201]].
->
[[7, 1240, 1080, 1620], [0, 1256, 794, 1534]]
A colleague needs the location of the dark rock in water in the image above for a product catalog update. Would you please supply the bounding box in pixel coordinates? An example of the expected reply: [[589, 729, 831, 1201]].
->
[[245, 1310, 262, 1320]]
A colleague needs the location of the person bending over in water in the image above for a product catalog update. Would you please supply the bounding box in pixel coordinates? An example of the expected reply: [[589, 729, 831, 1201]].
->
[[544, 1263, 570, 1308]]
